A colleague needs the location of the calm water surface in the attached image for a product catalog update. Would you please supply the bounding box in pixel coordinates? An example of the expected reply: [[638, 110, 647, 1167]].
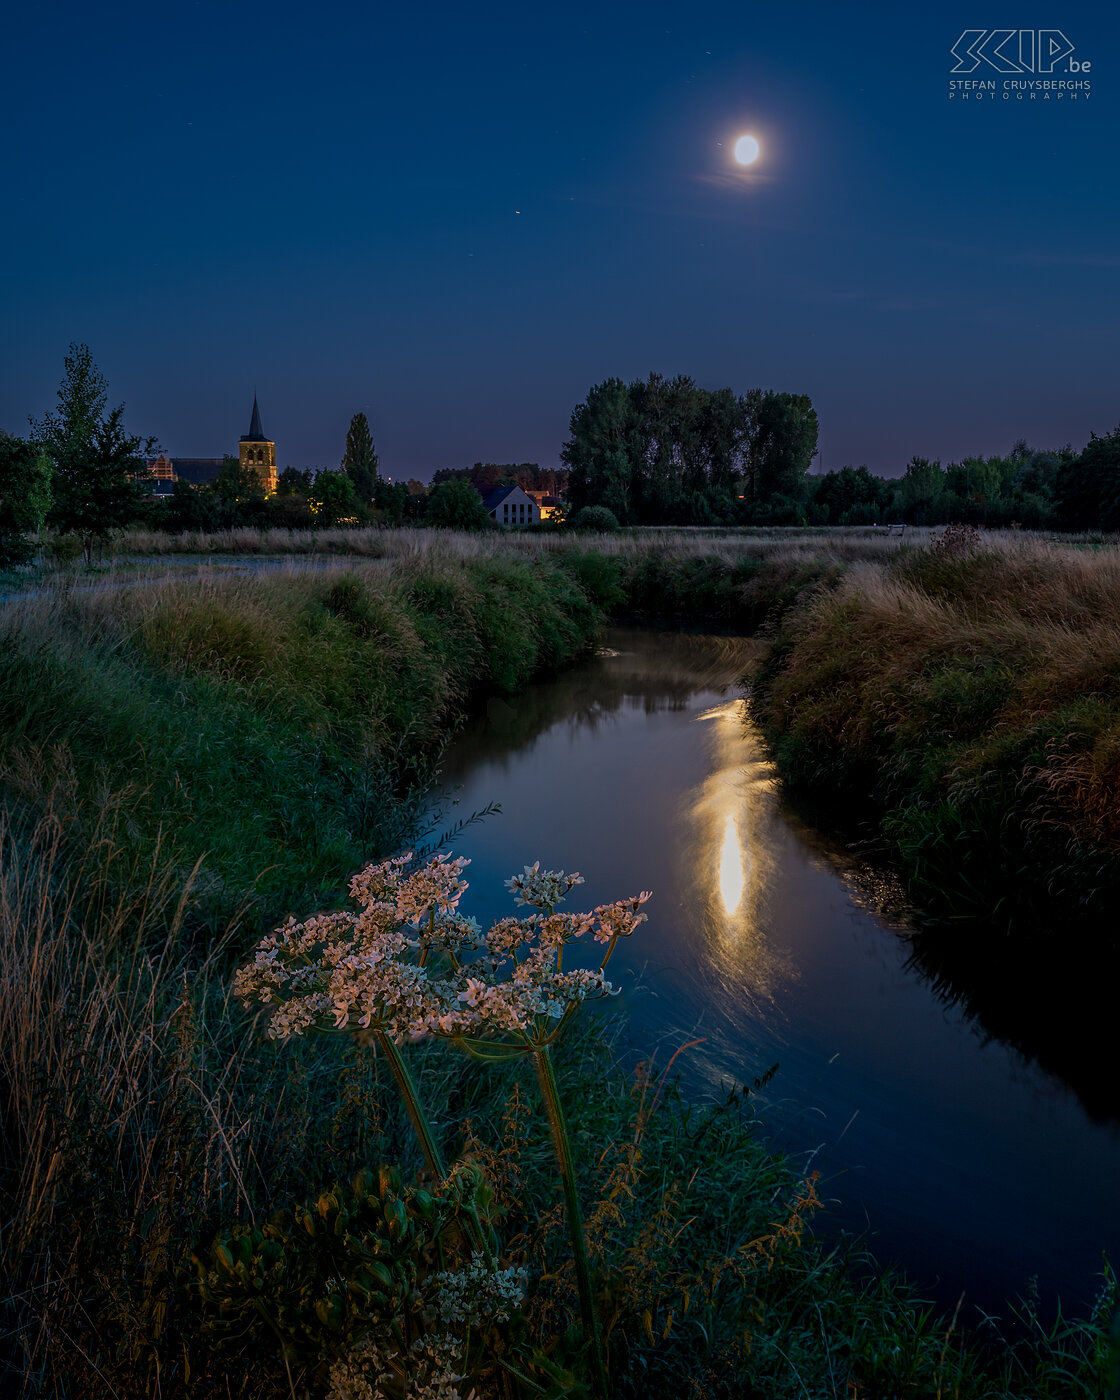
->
[[435, 629, 1119, 1318]]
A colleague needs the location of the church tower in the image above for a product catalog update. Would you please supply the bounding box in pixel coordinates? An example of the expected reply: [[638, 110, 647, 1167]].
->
[[238, 394, 277, 494]]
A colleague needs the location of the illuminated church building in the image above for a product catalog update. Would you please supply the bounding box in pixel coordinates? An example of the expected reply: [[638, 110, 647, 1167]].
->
[[238, 394, 277, 494], [145, 394, 277, 495]]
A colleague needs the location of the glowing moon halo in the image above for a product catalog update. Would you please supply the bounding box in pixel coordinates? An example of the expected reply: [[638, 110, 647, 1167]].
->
[[734, 134, 760, 166]]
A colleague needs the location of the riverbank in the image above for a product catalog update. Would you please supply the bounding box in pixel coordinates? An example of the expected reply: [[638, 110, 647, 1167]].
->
[[744, 534, 1120, 937], [0, 550, 601, 932], [1, 536, 1116, 1396]]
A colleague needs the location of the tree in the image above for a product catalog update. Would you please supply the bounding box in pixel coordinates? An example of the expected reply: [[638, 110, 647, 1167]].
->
[[561, 378, 635, 518], [426, 479, 491, 531], [31, 343, 155, 563], [895, 456, 947, 525], [563, 375, 756, 523], [0, 434, 52, 566], [309, 469, 358, 524], [162, 479, 222, 533], [749, 391, 818, 502], [277, 466, 314, 497], [812, 465, 891, 524], [342, 413, 379, 500], [1056, 427, 1120, 531], [212, 454, 266, 506]]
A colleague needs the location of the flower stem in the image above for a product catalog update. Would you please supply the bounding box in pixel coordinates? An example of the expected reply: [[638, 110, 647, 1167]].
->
[[531, 1043, 609, 1400], [377, 1031, 447, 1181], [375, 1031, 494, 1264]]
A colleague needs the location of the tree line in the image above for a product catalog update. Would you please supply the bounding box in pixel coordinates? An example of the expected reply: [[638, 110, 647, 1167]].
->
[[3, 346, 1120, 566], [561, 374, 818, 525], [806, 439, 1120, 530], [562, 372, 1120, 532]]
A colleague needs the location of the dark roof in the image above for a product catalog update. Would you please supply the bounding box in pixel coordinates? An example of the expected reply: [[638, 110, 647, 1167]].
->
[[240, 393, 267, 442], [171, 457, 225, 485], [476, 484, 519, 509]]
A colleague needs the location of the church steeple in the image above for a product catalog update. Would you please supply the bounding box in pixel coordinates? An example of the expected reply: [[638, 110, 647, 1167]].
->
[[246, 393, 265, 441], [238, 392, 277, 493]]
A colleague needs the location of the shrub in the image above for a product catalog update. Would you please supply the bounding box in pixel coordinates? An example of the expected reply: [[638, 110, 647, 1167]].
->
[[569, 505, 620, 533]]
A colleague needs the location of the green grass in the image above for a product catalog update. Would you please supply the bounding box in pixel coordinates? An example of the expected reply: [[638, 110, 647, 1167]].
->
[[0, 552, 601, 931]]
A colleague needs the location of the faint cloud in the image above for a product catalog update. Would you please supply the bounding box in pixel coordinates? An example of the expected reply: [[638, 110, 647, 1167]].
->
[[691, 171, 778, 192]]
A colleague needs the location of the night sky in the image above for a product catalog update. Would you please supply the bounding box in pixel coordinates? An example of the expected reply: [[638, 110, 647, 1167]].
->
[[2, 2, 1117, 479]]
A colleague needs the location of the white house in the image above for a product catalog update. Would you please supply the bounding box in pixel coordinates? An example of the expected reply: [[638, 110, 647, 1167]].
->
[[477, 484, 540, 526]]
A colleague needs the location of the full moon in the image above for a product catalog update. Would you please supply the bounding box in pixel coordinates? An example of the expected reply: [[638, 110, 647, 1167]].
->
[[734, 134, 760, 166]]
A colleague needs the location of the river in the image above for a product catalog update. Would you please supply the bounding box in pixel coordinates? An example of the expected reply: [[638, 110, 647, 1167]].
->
[[434, 627, 1120, 1321]]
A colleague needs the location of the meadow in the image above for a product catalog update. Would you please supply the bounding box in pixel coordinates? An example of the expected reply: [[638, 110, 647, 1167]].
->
[[2, 526, 1118, 1397]]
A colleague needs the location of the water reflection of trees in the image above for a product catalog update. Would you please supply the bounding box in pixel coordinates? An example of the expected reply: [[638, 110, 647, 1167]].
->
[[904, 929, 1120, 1126], [779, 791, 1120, 1127], [442, 629, 761, 775]]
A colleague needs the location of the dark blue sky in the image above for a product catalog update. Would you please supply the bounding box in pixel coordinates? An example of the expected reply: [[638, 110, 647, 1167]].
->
[[2, 2, 1117, 478]]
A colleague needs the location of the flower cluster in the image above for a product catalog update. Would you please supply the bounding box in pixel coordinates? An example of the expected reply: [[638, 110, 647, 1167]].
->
[[435, 1258, 526, 1329], [234, 853, 651, 1051], [327, 1332, 465, 1400], [505, 861, 584, 910]]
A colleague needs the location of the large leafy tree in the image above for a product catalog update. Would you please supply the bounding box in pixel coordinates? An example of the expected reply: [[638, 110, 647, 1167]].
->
[[812, 465, 892, 524], [342, 412, 380, 501], [277, 466, 314, 497], [1056, 427, 1120, 531], [563, 374, 759, 523], [31, 343, 154, 563], [0, 434, 53, 566], [426, 478, 491, 531], [309, 468, 358, 524], [561, 378, 635, 519], [193, 455, 268, 529], [895, 455, 948, 525], [748, 391, 818, 502]]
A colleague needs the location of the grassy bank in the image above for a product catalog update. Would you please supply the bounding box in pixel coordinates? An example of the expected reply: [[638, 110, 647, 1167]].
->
[[0, 550, 601, 932], [746, 534, 1120, 935]]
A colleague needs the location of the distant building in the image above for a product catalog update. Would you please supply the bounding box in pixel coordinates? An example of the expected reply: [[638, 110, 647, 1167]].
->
[[525, 489, 564, 521], [142, 394, 277, 496], [142, 454, 224, 496], [239, 394, 277, 494], [477, 483, 539, 526]]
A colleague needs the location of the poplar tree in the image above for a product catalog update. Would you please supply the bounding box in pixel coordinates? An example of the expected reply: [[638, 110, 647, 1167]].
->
[[341, 412, 380, 500]]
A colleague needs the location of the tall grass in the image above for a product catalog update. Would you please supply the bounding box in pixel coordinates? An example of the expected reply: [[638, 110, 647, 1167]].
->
[[0, 551, 602, 931], [753, 534, 1120, 932], [108, 521, 1108, 564]]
